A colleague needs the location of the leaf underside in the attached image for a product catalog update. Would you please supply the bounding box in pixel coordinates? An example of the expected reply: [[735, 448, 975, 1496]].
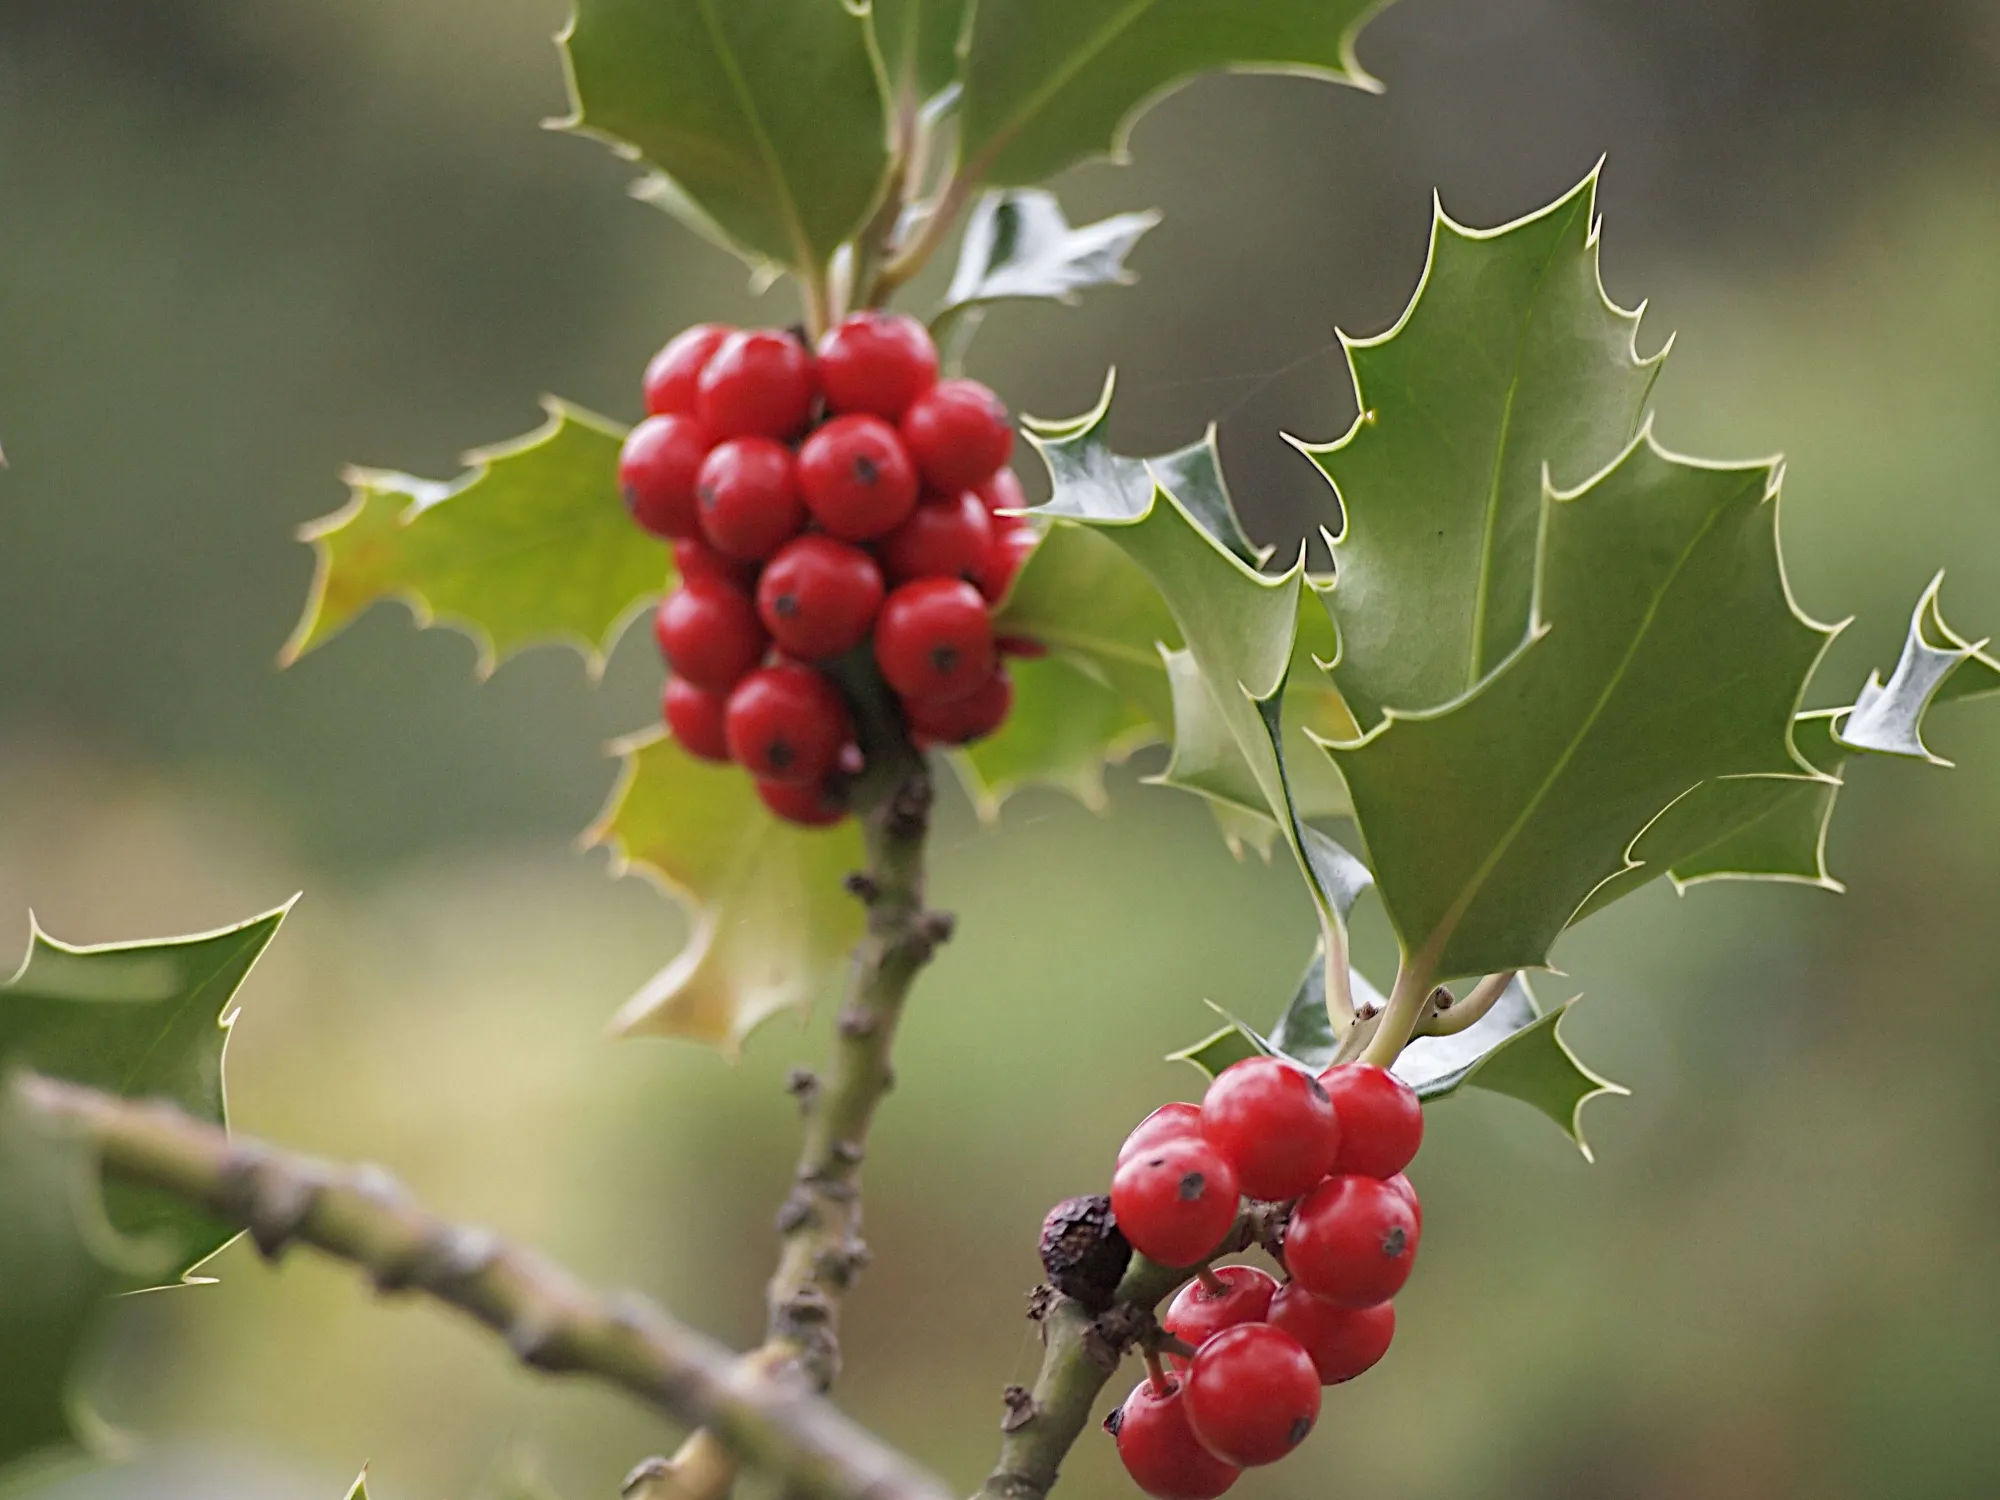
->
[[284, 402, 663, 679], [585, 729, 865, 1053], [939, 188, 1161, 318]]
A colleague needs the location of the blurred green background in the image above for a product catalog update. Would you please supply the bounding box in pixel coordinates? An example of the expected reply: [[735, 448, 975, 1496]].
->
[[4, 1, 2000, 1497]]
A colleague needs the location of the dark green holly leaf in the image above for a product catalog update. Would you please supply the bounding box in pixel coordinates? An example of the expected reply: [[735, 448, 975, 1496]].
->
[[285, 403, 663, 678], [956, 0, 1386, 188], [938, 189, 1159, 319], [558, 0, 889, 271], [1325, 432, 1837, 985], [1298, 167, 1664, 727], [585, 729, 864, 1053], [873, 0, 969, 105], [1, 904, 290, 1281]]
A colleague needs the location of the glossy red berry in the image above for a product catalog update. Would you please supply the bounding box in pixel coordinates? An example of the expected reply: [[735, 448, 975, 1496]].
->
[[756, 777, 848, 828], [797, 414, 920, 540], [816, 311, 939, 420], [1110, 1378, 1240, 1500], [619, 414, 709, 539], [724, 664, 851, 786], [1267, 1281, 1395, 1385], [1383, 1171, 1422, 1230], [654, 584, 766, 693], [874, 579, 995, 704], [1117, 1103, 1205, 1168], [976, 519, 1038, 603], [696, 329, 816, 440], [903, 666, 1012, 745], [644, 323, 733, 416], [756, 536, 884, 659], [1109, 1136, 1239, 1268], [879, 490, 994, 584], [901, 378, 1012, 491], [1163, 1265, 1279, 1352], [661, 678, 731, 762], [975, 467, 1027, 516], [1181, 1324, 1321, 1467], [696, 437, 804, 561], [672, 535, 756, 591], [1285, 1175, 1420, 1309], [1199, 1057, 1341, 1202], [1318, 1063, 1424, 1179]]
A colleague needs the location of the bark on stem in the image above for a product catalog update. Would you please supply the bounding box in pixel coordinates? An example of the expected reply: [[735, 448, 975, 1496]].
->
[[12, 1072, 951, 1500]]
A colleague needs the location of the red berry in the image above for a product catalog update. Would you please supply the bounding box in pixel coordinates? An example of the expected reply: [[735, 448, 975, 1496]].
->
[[901, 378, 1012, 491], [1199, 1057, 1341, 1202], [1109, 1136, 1239, 1268], [1110, 1378, 1240, 1500], [1383, 1171, 1422, 1230], [816, 311, 939, 420], [1285, 1175, 1419, 1309], [661, 678, 731, 762], [756, 536, 884, 659], [1181, 1324, 1321, 1467], [976, 521, 1038, 603], [619, 414, 709, 539], [654, 584, 766, 692], [724, 664, 851, 786], [644, 323, 733, 416], [1267, 1281, 1395, 1385], [696, 437, 805, 561], [672, 535, 756, 591], [1118, 1103, 1205, 1168], [1163, 1265, 1279, 1352], [1318, 1063, 1424, 1178], [696, 329, 816, 440], [797, 414, 920, 540], [904, 666, 1012, 745], [880, 490, 994, 584], [975, 467, 1027, 516], [874, 579, 995, 704], [756, 777, 849, 828]]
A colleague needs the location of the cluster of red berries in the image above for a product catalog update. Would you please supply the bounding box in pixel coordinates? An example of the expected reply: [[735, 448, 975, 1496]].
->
[[1106, 1058, 1425, 1498], [617, 313, 1035, 827]]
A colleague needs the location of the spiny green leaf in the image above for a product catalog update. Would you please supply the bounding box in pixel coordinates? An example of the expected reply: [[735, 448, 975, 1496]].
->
[[344, 1472, 370, 1500], [948, 652, 1153, 819], [586, 729, 864, 1054], [957, 0, 1386, 188], [873, 0, 968, 104], [1836, 572, 2000, 762], [558, 0, 890, 271], [285, 403, 662, 678], [1324, 431, 1838, 984], [939, 189, 1159, 318], [1, 904, 291, 1281], [1170, 952, 1624, 1157], [1298, 165, 1665, 727]]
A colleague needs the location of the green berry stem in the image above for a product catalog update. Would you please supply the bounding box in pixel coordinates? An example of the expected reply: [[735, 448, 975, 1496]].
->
[[1418, 970, 1517, 1037], [1358, 951, 1442, 1069]]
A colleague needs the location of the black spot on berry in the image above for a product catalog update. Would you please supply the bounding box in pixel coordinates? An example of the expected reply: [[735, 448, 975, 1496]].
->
[[1177, 1171, 1206, 1202], [1102, 1407, 1124, 1437], [768, 740, 795, 771], [930, 644, 959, 676], [853, 454, 880, 485], [1288, 1415, 1314, 1446], [1382, 1225, 1408, 1258], [774, 592, 798, 617], [699, 483, 719, 508]]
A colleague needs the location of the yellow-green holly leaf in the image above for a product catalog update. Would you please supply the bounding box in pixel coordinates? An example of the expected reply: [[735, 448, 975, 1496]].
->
[[284, 402, 662, 678], [585, 729, 864, 1054], [948, 652, 1153, 820], [559, 0, 891, 271]]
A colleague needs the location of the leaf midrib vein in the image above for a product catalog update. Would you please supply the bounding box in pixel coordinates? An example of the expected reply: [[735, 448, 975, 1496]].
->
[[974, 0, 1158, 173], [1427, 489, 1737, 965], [695, 0, 815, 267]]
